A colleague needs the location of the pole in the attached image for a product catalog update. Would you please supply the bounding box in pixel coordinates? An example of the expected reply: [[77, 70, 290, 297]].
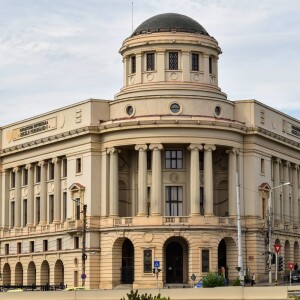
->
[[275, 252, 278, 285], [82, 204, 87, 287], [236, 173, 244, 285], [268, 190, 272, 284]]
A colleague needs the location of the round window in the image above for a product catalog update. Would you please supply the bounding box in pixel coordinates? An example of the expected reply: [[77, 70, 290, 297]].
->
[[170, 102, 181, 114], [125, 105, 135, 117], [214, 105, 222, 117]]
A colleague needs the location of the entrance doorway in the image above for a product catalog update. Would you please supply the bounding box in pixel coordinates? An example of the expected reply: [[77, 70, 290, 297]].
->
[[166, 241, 183, 283], [218, 239, 227, 278], [121, 239, 134, 284]]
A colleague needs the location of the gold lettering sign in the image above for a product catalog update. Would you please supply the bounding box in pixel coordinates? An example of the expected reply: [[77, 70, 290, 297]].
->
[[12, 117, 57, 140]]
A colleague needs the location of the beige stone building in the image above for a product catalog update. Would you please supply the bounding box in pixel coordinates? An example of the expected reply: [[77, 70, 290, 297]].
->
[[0, 13, 300, 289]]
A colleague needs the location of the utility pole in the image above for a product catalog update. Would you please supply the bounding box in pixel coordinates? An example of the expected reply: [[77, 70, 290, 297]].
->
[[82, 204, 87, 287]]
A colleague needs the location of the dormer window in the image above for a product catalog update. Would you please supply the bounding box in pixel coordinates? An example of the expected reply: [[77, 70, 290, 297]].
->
[[192, 53, 199, 71], [131, 55, 136, 74], [146, 53, 155, 71], [169, 52, 178, 70]]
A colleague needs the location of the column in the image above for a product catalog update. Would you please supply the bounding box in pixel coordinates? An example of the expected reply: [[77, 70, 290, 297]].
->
[[149, 143, 163, 216], [53, 158, 61, 223], [214, 57, 219, 86], [108, 147, 120, 217], [292, 165, 299, 223], [157, 51, 165, 82], [227, 148, 238, 216], [38, 161, 47, 224], [283, 161, 290, 223], [135, 144, 148, 216], [25, 164, 34, 226], [203, 144, 216, 216], [13, 167, 21, 228], [136, 53, 142, 84], [202, 54, 210, 84], [188, 144, 203, 216], [100, 150, 109, 217], [182, 51, 190, 82], [1, 171, 9, 228], [273, 158, 281, 222]]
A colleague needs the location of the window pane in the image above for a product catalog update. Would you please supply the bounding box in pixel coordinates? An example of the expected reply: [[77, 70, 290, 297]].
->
[[202, 249, 210, 272], [146, 53, 155, 71], [131, 56, 136, 74], [192, 53, 199, 71], [169, 52, 178, 70]]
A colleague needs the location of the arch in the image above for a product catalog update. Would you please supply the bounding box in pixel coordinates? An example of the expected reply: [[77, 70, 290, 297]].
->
[[54, 259, 64, 285], [119, 180, 131, 217], [121, 239, 134, 284], [218, 237, 237, 280], [164, 236, 189, 284], [40, 260, 50, 285], [284, 240, 291, 273], [214, 179, 228, 217], [294, 242, 300, 266], [15, 262, 23, 285], [3, 263, 11, 285], [27, 261, 36, 285]]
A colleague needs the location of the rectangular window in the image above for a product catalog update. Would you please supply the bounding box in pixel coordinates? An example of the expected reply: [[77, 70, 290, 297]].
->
[[43, 240, 48, 252], [192, 53, 199, 71], [147, 151, 152, 170], [63, 192, 67, 220], [200, 187, 204, 215], [143, 249, 152, 273], [261, 158, 265, 174], [17, 242, 22, 254], [199, 151, 204, 170], [131, 55, 136, 74], [165, 186, 183, 216], [49, 195, 54, 223], [202, 249, 210, 272], [57, 238, 62, 251], [146, 53, 155, 71], [169, 52, 178, 70], [23, 168, 28, 186], [165, 150, 183, 169], [209, 56, 213, 74], [74, 236, 79, 249], [10, 171, 15, 188], [62, 159, 68, 177], [262, 197, 266, 219], [11, 201, 15, 228], [35, 165, 41, 183], [36, 197, 40, 224], [76, 199, 81, 220], [76, 158, 82, 174], [30, 241, 35, 253], [49, 162, 54, 180], [5, 244, 9, 255], [23, 199, 27, 227]]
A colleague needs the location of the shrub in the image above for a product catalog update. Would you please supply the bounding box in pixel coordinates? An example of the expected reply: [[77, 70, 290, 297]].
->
[[230, 277, 241, 286], [202, 271, 225, 288], [121, 290, 170, 300]]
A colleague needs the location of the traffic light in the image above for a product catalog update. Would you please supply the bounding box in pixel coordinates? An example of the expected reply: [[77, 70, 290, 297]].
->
[[278, 256, 284, 271], [271, 253, 276, 265]]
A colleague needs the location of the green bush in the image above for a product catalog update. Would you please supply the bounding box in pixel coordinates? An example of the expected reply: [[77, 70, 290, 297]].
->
[[121, 290, 170, 300], [230, 277, 241, 286], [202, 271, 225, 288]]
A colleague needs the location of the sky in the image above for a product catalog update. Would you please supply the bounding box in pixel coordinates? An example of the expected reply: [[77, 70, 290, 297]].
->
[[1, 0, 300, 126]]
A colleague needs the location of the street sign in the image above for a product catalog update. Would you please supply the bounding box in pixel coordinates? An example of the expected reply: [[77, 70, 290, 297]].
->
[[154, 260, 160, 268], [274, 244, 282, 253], [81, 273, 86, 279], [289, 263, 295, 271]]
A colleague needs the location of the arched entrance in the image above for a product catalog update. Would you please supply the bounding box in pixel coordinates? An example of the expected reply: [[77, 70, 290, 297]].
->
[[54, 259, 64, 285], [15, 262, 23, 285], [40, 261, 50, 285], [218, 237, 237, 280], [165, 237, 188, 284], [27, 261, 36, 285], [121, 239, 134, 284], [3, 263, 11, 285]]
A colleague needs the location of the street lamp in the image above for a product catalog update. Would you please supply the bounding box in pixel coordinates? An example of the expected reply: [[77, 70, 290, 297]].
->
[[268, 182, 290, 284]]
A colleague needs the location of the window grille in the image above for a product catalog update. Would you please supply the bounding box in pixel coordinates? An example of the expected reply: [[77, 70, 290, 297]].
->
[[169, 52, 178, 70], [192, 53, 199, 71], [146, 53, 155, 71]]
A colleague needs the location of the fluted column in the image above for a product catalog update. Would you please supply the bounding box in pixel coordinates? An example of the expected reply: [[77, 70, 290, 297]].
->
[[38, 161, 47, 224], [108, 147, 120, 217], [1, 170, 9, 228], [292, 165, 299, 223], [204, 144, 216, 216], [149, 143, 163, 216], [52, 158, 61, 223], [25, 164, 34, 226], [13, 167, 21, 227], [273, 158, 281, 222], [188, 144, 203, 216], [283, 161, 290, 223], [227, 148, 239, 216], [135, 144, 148, 216]]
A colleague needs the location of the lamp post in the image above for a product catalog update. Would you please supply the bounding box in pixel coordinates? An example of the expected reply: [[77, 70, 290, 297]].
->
[[268, 182, 290, 284]]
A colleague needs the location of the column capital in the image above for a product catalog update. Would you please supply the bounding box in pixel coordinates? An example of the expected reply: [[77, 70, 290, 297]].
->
[[293, 164, 299, 170], [284, 161, 291, 167], [25, 163, 34, 170], [107, 147, 121, 155], [204, 144, 216, 152], [135, 144, 148, 151], [38, 160, 47, 167], [188, 144, 203, 151], [52, 157, 61, 164], [226, 148, 239, 155], [149, 143, 163, 151], [13, 166, 21, 173], [273, 157, 281, 164]]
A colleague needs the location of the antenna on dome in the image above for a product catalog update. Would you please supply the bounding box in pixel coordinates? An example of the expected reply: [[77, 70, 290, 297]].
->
[[131, 1, 134, 33]]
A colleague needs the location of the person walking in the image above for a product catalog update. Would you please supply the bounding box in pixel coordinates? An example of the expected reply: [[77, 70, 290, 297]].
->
[[251, 273, 256, 286]]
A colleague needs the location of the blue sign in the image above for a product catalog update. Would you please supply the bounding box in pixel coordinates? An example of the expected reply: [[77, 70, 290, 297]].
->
[[154, 260, 160, 268], [81, 273, 87, 279]]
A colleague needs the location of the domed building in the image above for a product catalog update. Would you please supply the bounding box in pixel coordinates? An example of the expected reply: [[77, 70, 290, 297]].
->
[[0, 13, 300, 289]]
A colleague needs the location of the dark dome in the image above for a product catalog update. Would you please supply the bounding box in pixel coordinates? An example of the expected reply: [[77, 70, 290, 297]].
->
[[131, 13, 209, 37]]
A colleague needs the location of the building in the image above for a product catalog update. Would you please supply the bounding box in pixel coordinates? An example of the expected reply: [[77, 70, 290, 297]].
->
[[0, 13, 300, 289]]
